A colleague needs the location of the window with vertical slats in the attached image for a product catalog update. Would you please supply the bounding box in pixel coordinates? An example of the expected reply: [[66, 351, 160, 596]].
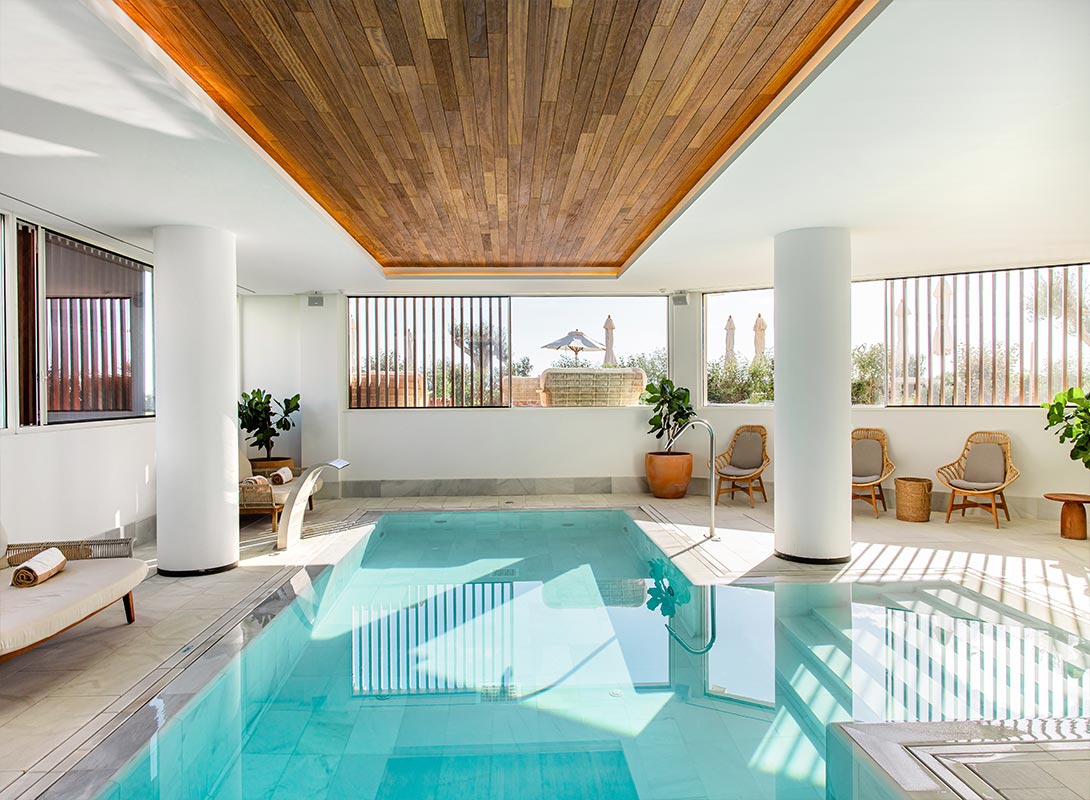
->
[[43, 231, 153, 423], [348, 296, 511, 409], [887, 264, 1088, 406]]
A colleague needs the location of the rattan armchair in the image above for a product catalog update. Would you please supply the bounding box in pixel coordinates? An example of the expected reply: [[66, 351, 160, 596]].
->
[[713, 425, 770, 508], [936, 431, 1020, 528], [851, 428, 895, 518]]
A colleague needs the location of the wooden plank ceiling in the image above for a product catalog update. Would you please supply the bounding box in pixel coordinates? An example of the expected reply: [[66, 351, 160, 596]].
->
[[115, 0, 865, 276]]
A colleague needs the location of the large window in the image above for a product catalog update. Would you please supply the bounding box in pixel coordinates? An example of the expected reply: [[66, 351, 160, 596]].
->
[[705, 283, 886, 405], [704, 263, 1089, 408], [15, 223, 154, 425], [887, 264, 1087, 406], [348, 296, 512, 408], [347, 295, 667, 409]]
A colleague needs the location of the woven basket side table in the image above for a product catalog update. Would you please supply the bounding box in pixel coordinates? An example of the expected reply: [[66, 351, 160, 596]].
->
[[895, 477, 932, 522]]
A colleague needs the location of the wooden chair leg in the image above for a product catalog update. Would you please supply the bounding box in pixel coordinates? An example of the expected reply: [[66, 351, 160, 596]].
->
[[758, 476, 768, 503], [271, 508, 279, 532], [308, 495, 314, 511], [990, 494, 999, 528], [871, 486, 879, 518], [999, 491, 1011, 520], [123, 592, 135, 624], [747, 481, 756, 508], [877, 484, 887, 511], [716, 476, 724, 504], [945, 491, 956, 523]]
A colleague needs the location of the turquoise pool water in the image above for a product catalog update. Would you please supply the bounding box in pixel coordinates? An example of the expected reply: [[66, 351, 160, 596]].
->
[[95, 510, 1089, 799]]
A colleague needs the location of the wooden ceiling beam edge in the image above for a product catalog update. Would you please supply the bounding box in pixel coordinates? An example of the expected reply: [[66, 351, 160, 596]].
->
[[615, 0, 893, 279], [384, 265, 621, 279], [82, 0, 388, 279]]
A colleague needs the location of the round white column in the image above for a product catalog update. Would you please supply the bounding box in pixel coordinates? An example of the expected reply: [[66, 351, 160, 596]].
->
[[153, 226, 240, 575], [773, 227, 852, 563]]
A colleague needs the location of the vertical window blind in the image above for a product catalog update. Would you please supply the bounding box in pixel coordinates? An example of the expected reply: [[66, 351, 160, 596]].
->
[[886, 264, 1087, 406], [348, 296, 512, 409]]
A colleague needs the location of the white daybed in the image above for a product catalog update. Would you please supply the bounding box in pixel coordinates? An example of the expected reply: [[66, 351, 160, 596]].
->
[[0, 536, 148, 662]]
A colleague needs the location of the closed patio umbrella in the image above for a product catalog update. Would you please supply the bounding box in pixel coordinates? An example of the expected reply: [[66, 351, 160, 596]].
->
[[542, 329, 606, 365], [724, 316, 736, 362], [753, 314, 767, 359], [603, 315, 617, 366]]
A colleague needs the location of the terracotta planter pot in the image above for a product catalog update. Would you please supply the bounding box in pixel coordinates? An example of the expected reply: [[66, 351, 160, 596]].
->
[[249, 456, 294, 472], [645, 452, 693, 499]]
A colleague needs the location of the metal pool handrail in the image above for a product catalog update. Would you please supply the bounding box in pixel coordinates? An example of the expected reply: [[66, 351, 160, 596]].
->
[[664, 417, 719, 542], [666, 585, 717, 655]]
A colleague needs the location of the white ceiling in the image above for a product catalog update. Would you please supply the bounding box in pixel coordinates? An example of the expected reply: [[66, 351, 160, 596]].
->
[[0, 0, 1086, 296]]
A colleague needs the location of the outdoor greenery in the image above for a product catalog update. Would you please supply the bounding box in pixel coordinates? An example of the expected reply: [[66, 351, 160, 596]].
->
[[705, 344, 887, 405], [513, 356, 533, 377], [238, 388, 300, 459], [851, 344, 885, 405], [643, 379, 695, 443], [706, 356, 774, 404], [1043, 387, 1090, 468], [614, 347, 668, 387]]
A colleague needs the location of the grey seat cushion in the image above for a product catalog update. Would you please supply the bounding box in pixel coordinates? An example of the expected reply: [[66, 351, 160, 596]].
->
[[852, 474, 882, 485], [719, 464, 758, 477], [949, 478, 1002, 492], [963, 442, 1006, 485], [852, 438, 884, 479], [730, 431, 765, 471]]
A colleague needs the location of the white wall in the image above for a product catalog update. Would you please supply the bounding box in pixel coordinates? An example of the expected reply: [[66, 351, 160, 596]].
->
[[342, 407, 650, 481], [239, 295, 302, 465], [0, 421, 156, 544]]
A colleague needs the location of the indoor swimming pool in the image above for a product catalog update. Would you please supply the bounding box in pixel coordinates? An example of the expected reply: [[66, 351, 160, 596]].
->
[[90, 510, 1090, 799]]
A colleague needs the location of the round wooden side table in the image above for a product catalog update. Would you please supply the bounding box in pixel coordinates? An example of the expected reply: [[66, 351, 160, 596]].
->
[[1043, 493, 1090, 540]]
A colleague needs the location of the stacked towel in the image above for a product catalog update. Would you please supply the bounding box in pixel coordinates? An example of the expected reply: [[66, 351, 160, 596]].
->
[[11, 547, 67, 587], [269, 467, 294, 485], [241, 476, 270, 486]]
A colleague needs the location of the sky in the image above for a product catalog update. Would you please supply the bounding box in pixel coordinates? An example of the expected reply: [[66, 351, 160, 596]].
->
[[510, 296, 668, 370], [704, 281, 887, 363]]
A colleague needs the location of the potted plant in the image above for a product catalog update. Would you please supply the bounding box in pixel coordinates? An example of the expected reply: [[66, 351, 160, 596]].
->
[[1044, 386, 1090, 466], [238, 389, 301, 470], [643, 378, 696, 498]]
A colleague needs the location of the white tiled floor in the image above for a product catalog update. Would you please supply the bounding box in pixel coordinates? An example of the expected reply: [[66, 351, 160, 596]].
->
[[1, 492, 1087, 797]]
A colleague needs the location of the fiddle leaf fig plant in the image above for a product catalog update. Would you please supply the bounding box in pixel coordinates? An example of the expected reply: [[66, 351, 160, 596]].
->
[[238, 389, 301, 459], [642, 378, 695, 442], [1043, 387, 1090, 467]]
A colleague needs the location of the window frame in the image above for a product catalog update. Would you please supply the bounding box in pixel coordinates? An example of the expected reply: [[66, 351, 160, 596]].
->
[[345, 292, 670, 411], [0, 206, 155, 432]]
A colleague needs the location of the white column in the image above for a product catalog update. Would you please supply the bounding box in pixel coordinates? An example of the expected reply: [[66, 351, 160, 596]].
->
[[773, 227, 852, 563], [153, 226, 240, 575]]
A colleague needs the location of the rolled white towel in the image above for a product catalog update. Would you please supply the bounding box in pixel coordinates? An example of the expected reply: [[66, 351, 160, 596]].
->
[[269, 467, 294, 485], [241, 476, 270, 486], [11, 547, 67, 588]]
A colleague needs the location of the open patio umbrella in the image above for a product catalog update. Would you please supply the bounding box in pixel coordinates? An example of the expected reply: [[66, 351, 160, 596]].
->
[[542, 329, 606, 365], [603, 315, 617, 366], [724, 315, 736, 362]]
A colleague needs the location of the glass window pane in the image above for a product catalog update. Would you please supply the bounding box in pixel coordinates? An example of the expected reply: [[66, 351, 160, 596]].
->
[[43, 231, 153, 423]]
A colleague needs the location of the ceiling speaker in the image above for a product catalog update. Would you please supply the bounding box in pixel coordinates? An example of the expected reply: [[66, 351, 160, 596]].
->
[[671, 293, 690, 307], [307, 295, 324, 307]]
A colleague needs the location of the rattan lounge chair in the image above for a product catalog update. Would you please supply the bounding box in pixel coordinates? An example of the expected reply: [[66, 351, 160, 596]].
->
[[936, 431, 1020, 528], [851, 428, 895, 518], [713, 425, 770, 508]]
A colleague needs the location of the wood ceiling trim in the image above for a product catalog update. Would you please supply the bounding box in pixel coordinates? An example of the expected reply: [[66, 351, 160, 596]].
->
[[616, 0, 889, 276], [111, 0, 880, 278]]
